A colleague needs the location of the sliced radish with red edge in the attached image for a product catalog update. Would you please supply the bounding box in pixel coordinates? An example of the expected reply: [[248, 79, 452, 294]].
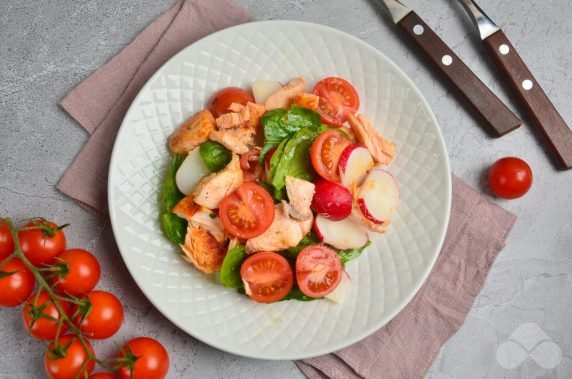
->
[[314, 214, 369, 250], [356, 168, 399, 225], [338, 144, 374, 188]]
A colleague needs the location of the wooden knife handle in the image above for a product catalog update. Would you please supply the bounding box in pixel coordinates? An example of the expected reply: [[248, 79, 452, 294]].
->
[[397, 12, 521, 137], [483, 30, 572, 169]]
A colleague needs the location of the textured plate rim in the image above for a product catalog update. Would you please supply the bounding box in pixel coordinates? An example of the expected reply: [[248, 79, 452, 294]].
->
[[108, 20, 452, 360]]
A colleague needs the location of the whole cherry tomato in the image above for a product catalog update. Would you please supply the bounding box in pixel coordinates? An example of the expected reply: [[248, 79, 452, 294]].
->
[[0, 221, 15, 259], [488, 157, 533, 199], [53, 249, 101, 296], [22, 291, 71, 340], [44, 335, 95, 379], [0, 258, 35, 307], [116, 337, 169, 379], [19, 220, 66, 266], [74, 291, 124, 339]]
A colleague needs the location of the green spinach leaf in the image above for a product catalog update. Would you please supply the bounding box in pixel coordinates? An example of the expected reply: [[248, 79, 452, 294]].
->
[[220, 244, 247, 288], [286, 105, 322, 130], [159, 154, 187, 245], [270, 126, 328, 198], [337, 241, 371, 266], [199, 141, 232, 172], [260, 105, 322, 162], [268, 137, 288, 179]]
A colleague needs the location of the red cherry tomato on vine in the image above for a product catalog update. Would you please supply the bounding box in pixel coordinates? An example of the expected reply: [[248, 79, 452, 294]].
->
[[54, 249, 101, 296], [0, 258, 35, 307], [0, 221, 15, 259], [116, 337, 170, 379], [22, 291, 71, 340], [44, 335, 95, 379], [74, 291, 124, 339], [19, 220, 66, 266], [488, 157, 533, 199]]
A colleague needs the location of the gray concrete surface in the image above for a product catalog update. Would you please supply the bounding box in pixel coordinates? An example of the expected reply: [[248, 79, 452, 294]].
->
[[1, 0, 571, 377]]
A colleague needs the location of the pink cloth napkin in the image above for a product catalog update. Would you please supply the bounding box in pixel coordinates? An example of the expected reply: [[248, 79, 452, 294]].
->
[[57, 1, 517, 378], [57, 0, 252, 215]]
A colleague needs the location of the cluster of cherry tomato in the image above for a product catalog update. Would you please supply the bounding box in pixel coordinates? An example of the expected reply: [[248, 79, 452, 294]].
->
[[0, 219, 169, 379]]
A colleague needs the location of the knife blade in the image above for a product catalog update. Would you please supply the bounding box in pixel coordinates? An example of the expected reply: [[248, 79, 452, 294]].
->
[[373, 0, 521, 137], [457, 0, 572, 170]]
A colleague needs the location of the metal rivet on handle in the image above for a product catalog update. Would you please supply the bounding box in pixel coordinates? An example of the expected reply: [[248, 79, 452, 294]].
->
[[442, 55, 453, 66], [413, 25, 424, 35], [499, 44, 510, 55], [522, 80, 533, 90]]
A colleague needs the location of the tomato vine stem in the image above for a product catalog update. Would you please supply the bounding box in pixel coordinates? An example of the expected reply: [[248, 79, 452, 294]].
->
[[2, 218, 112, 372]]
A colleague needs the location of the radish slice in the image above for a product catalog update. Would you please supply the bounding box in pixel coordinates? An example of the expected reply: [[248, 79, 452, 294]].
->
[[175, 148, 209, 195], [325, 270, 351, 303], [338, 145, 374, 188], [314, 214, 369, 250], [356, 168, 399, 225], [251, 80, 282, 104]]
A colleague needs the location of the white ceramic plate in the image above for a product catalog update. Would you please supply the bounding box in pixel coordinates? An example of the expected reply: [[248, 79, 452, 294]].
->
[[108, 20, 451, 360]]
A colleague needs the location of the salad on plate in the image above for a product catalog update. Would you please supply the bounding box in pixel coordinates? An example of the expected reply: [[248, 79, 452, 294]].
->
[[159, 76, 399, 303]]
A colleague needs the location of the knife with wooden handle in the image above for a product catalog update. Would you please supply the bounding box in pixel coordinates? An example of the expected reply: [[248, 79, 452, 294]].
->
[[457, 0, 572, 170], [373, 0, 521, 137]]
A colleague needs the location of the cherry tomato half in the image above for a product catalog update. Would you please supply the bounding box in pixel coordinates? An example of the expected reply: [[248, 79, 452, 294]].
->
[[219, 182, 275, 239], [74, 291, 124, 339], [312, 77, 360, 126], [0, 258, 35, 307], [44, 335, 95, 379], [488, 157, 533, 199], [0, 221, 14, 259], [207, 87, 254, 118], [23, 291, 71, 340], [54, 249, 101, 296], [296, 245, 342, 298], [240, 252, 293, 303], [19, 220, 66, 266], [310, 130, 351, 182], [116, 337, 170, 379]]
